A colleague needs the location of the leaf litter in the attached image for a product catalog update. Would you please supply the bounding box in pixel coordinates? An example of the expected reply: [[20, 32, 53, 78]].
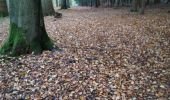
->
[[0, 7, 170, 99]]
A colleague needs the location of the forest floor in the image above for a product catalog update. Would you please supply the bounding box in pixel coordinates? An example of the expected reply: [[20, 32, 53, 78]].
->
[[0, 7, 170, 99]]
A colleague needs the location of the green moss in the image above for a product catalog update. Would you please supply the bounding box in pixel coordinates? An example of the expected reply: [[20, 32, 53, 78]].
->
[[0, 22, 54, 56], [0, 23, 27, 56]]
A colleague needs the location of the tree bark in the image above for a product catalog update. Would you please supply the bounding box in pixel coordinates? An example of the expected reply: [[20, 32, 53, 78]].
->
[[61, 0, 68, 9], [56, 0, 59, 7], [95, 0, 100, 8], [41, 0, 55, 16], [131, 0, 145, 14], [139, 0, 145, 14], [6, 0, 9, 12], [0, 0, 54, 56], [0, 0, 8, 17], [131, 0, 138, 12], [114, 0, 123, 7]]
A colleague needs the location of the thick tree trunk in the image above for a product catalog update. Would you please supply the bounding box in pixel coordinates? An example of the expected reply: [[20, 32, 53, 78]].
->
[[0, 0, 54, 56], [0, 0, 8, 17], [41, 0, 55, 16]]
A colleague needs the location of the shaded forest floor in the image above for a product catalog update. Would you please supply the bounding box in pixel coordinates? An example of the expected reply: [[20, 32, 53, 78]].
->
[[0, 7, 170, 99]]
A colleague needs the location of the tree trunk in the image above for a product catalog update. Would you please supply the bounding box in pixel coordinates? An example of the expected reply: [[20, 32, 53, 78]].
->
[[139, 0, 145, 14], [61, 0, 68, 9], [0, 0, 8, 17], [0, 0, 54, 56], [131, 0, 145, 14], [131, 0, 138, 12], [90, 0, 93, 7], [41, 0, 55, 16], [95, 0, 100, 7], [6, 0, 9, 12], [56, 0, 59, 7], [67, 0, 71, 8]]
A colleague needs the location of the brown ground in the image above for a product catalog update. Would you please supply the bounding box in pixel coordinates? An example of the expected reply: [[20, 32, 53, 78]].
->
[[0, 7, 170, 99]]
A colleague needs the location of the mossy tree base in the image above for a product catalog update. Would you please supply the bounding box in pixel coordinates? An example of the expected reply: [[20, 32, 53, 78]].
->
[[0, 0, 56, 56], [0, 23, 54, 56]]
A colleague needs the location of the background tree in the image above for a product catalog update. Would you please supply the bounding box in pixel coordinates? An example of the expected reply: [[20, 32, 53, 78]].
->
[[41, 0, 55, 16], [131, 0, 145, 14], [6, 0, 9, 12], [56, 0, 59, 7], [0, 0, 54, 56], [61, 0, 70, 9], [139, 0, 145, 14], [114, 0, 123, 7], [131, 0, 138, 12], [0, 0, 8, 17], [95, 0, 100, 7]]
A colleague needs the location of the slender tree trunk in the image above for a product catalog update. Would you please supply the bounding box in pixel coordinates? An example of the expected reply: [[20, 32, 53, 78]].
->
[[56, 0, 59, 7], [95, 0, 100, 8], [110, 0, 114, 7], [114, 0, 118, 7], [67, 0, 71, 8], [6, 0, 9, 12], [131, 0, 138, 12], [0, 0, 8, 17], [90, 0, 93, 7], [41, 0, 55, 16], [139, 0, 145, 14], [114, 0, 123, 7], [149, 0, 155, 5], [131, 0, 145, 14], [61, 0, 68, 9], [0, 0, 54, 56]]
